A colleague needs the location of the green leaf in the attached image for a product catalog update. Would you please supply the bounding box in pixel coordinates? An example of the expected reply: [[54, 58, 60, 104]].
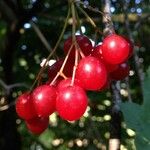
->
[[121, 67, 150, 150]]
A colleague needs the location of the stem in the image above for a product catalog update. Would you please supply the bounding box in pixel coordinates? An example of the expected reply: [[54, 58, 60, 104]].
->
[[75, 7, 83, 35], [50, 0, 78, 86], [79, 47, 85, 58], [70, 2, 79, 86], [77, 6, 103, 35], [71, 48, 78, 86], [30, 21, 58, 59], [30, 6, 71, 91], [30, 21, 52, 53], [76, 0, 110, 23], [71, 2, 76, 42], [103, 0, 121, 149], [50, 44, 74, 85]]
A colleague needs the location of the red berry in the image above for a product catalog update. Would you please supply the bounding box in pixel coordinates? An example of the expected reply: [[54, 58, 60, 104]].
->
[[123, 37, 133, 58], [48, 58, 74, 81], [32, 85, 57, 117], [104, 62, 118, 73], [15, 92, 36, 120], [64, 35, 93, 58], [48, 59, 62, 80], [91, 44, 103, 59], [56, 85, 88, 121], [110, 63, 130, 80], [57, 78, 82, 91], [92, 45, 118, 72], [101, 34, 130, 64], [99, 77, 111, 91], [26, 117, 49, 134], [76, 56, 107, 91]]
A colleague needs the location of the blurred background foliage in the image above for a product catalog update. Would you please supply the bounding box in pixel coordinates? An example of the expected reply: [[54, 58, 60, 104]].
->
[[0, 0, 150, 150]]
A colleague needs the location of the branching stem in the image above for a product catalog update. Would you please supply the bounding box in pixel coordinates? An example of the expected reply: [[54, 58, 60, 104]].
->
[[77, 6, 103, 35], [30, 5, 71, 91], [50, 44, 74, 85]]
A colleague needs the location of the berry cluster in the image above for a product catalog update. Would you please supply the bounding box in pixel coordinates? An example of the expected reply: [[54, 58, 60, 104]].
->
[[15, 34, 133, 134]]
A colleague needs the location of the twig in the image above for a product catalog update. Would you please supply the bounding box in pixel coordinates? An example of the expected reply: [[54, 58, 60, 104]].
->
[[8, 83, 29, 89], [109, 81, 121, 150], [30, 21, 52, 53], [0, 79, 29, 95], [0, 0, 17, 24], [75, 0, 110, 22], [0, 101, 16, 111], [70, 2, 79, 86], [134, 14, 150, 30], [103, 0, 115, 36], [103, 0, 121, 149], [0, 79, 29, 111], [123, 0, 144, 95], [0, 79, 8, 90], [40, 13, 149, 24], [77, 5, 103, 35], [124, 77, 132, 102]]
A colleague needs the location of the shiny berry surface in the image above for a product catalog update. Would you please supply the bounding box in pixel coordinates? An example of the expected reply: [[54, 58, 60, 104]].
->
[[99, 77, 111, 91], [32, 85, 57, 117], [26, 117, 49, 134], [76, 56, 107, 91], [104, 62, 118, 73], [101, 34, 130, 64], [64, 35, 93, 58], [110, 63, 130, 80], [91, 44, 103, 60], [56, 85, 88, 121], [16, 92, 36, 120], [92, 45, 118, 72], [57, 78, 82, 91], [124, 36, 133, 58]]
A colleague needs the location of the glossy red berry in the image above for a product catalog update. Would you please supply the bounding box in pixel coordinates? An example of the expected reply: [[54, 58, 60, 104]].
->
[[99, 77, 111, 91], [26, 117, 49, 134], [15, 92, 37, 120], [48, 59, 62, 81], [57, 78, 83, 91], [76, 56, 107, 91], [64, 35, 93, 58], [92, 44, 118, 72], [104, 62, 118, 73], [56, 85, 88, 121], [91, 44, 103, 59], [123, 37, 133, 58], [101, 34, 130, 64], [32, 85, 57, 117], [110, 63, 130, 80]]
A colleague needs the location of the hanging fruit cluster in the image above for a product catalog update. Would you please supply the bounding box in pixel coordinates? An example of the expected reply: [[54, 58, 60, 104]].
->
[[15, 33, 133, 134]]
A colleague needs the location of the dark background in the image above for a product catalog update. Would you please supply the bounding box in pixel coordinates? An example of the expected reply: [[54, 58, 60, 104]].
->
[[0, 0, 150, 149]]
